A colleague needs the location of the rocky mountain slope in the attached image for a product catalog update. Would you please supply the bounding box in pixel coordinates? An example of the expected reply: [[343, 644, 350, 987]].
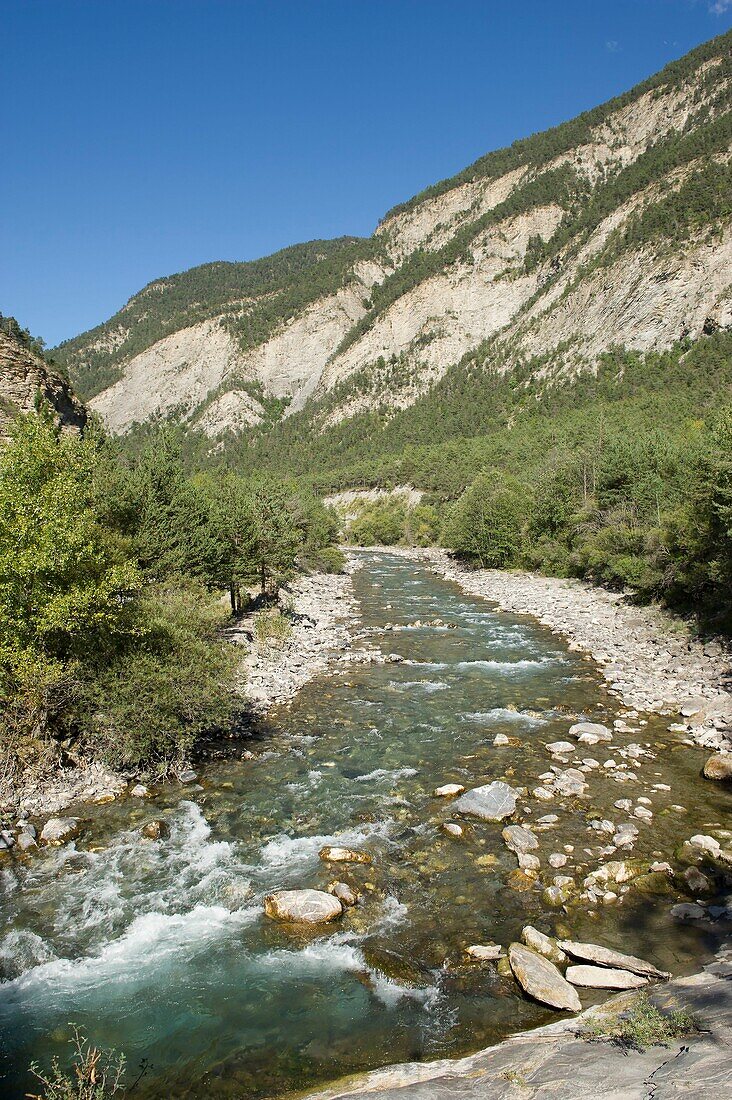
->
[[0, 322, 86, 441], [56, 31, 731, 440]]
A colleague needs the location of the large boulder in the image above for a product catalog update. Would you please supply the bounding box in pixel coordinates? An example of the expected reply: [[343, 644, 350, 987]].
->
[[508, 943, 581, 1011], [40, 817, 79, 845], [454, 782, 517, 821], [566, 964, 648, 989], [264, 889, 343, 923], [702, 754, 732, 781], [557, 940, 669, 980]]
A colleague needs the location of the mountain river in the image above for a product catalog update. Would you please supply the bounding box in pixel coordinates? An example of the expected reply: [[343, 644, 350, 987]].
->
[[0, 552, 729, 1098]]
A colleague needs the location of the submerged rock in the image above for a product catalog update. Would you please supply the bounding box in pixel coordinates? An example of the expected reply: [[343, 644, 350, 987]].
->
[[129, 784, 151, 798], [454, 782, 517, 821], [442, 822, 464, 838], [264, 889, 343, 923], [557, 940, 669, 979], [140, 820, 169, 841], [508, 943, 581, 1011], [319, 846, 372, 864], [328, 881, 358, 907], [566, 964, 648, 989]]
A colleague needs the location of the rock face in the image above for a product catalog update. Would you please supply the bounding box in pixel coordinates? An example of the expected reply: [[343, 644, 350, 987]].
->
[[0, 330, 86, 441], [454, 782, 517, 821], [59, 37, 732, 442], [557, 940, 669, 980], [703, 753, 732, 781], [565, 964, 648, 989], [263, 889, 343, 923], [508, 943, 582, 1012]]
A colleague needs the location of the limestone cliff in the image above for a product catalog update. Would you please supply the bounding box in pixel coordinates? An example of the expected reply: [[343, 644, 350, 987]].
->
[[55, 31, 731, 440], [0, 329, 86, 441]]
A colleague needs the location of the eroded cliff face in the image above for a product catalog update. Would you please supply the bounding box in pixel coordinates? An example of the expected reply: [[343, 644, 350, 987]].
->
[[60, 37, 731, 439], [0, 332, 86, 441]]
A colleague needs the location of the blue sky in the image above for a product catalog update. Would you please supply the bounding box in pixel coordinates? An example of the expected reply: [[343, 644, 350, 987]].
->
[[2, 0, 730, 347]]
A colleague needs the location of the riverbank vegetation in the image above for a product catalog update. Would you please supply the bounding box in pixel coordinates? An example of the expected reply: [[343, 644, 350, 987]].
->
[[0, 415, 341, 777]]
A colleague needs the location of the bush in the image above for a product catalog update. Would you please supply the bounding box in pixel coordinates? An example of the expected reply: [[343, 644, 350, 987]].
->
[[442, 472, 531, 567], [253, 608, 293, 651], [27, 1025, 128, 1100], [580, 993, 696, 1052]]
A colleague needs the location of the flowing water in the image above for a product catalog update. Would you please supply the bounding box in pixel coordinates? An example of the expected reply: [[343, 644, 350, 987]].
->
[[1, 553, 730, 1098]]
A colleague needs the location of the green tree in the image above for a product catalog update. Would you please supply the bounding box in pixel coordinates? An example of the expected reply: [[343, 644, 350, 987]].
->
[[442, 471, 530, 567]]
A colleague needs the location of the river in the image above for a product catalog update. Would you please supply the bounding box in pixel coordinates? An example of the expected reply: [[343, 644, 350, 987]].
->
[[0, 552, 729, 1098]]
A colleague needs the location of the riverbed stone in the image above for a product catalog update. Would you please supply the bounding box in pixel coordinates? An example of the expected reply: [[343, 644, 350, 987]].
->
[[328, 881, 358, 907], [466, 944, 504, 961], [702, 753, 732, 781], [507, 870, 537, 892], [557, 940, 669, 979], [40, 817, 78, 844], [130, 784, 151, 798], [442, 822, 464, 838], [319, 846, 373, 864], [140, 819, 169, 840], [454, 782, 517, 821], [434, 783, 465, 797], [566, 964, 648, 989], [521, 925, 567, 964], [569, 722, 612, 743], [16, 831, 36, 851], [493, 734, 510, 746], [547, 741, 575, 756], [508, 943, 581, 1011], [264, 889, 343, 923], [502, 824, 538, 854]]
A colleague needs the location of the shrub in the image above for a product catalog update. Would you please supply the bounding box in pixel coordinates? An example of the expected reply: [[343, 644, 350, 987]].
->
[[27, 1026, 127, 1100], [442, 472, 531, 567], [580, 993, 696, 1052], [253, 608, 293, 652]]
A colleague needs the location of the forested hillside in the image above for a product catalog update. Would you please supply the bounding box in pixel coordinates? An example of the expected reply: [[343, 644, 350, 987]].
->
[[55, 30, 731, 441]]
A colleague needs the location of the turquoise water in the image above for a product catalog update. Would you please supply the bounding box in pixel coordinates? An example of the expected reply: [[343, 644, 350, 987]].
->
[[0, 553, 729, 1098]]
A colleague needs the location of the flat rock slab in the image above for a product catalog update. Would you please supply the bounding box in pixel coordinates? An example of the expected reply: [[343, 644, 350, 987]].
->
[[508, 942, 581, 1012], [454, 782, 517, 821], [502, 825, 538, 854], [566, 964, 648, 989], [306, 946, 732, 1100], [557, 939, 669, 980], [264, 889, 343, 923]]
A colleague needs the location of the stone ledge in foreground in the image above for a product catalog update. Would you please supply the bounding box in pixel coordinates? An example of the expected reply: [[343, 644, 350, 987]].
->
[[302, 946, 732, 1099]]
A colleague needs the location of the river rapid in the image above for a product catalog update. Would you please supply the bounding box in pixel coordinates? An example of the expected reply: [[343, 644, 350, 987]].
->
[[0, 553, 729, 1098]]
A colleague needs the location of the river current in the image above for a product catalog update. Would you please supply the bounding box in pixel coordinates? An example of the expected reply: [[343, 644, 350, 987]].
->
[[0, 553, 729, 1098]]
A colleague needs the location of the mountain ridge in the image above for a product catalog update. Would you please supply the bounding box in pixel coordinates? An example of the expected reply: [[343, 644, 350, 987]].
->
[[55, 30, 732, 442]]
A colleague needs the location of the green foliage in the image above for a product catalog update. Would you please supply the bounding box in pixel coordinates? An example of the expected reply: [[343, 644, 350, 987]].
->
[[349, 498, 408, 546], [27, 1025, 127, 1100], [442, 472, 530, 567], [253, 608, 293, 652], [581, 994, 696, 1052]]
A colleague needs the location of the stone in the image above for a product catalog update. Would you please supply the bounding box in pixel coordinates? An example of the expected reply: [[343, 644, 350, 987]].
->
[[130, 784, 150, 798], [40, 817, 78, 844], [549, 853, 568, 868], [140, 820, 169, 840], [434, 783, 465, 797], [521, 925, 567, 964], [493, 734, 510, 746], [684, 866, 711, 894], [518, 853, 540, 872], [507, 870, 537, 892], [466, 944, 504, 961], [557, 940, 669, 979], [634, 805, 653, 820], [16, 832, 36, 851], [566, 964, 648, 989], [547, 741, 575, 755], [454, 782, 517, 821], [688, 834, 721, 856], [702, 753, 732, 781], [264, 889, 343, 923], [442, 822, 464, 838], [508, 943, 581, 1011], [533, 787, 554, 802], [178, 769, 198, 784], [502, 824, 538, 854], [319, 846, 372, 864], [328, 881, 358, 907], [670, 902, 707, 921], [569, 722, 612, 742], [553, 770, 587, 797]]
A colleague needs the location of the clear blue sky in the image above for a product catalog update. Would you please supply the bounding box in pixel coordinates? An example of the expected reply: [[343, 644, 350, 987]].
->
[[2, 0, 730, 347]]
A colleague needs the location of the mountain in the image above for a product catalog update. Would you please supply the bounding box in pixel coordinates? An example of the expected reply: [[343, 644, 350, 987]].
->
[[56, 31, 731, 444], [0, 318, 86, 442]]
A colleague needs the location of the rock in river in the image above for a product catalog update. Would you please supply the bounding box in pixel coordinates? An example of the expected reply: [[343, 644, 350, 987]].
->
[[508, 943, 581, 1012], [264, 889, 343, 923], [434, 783, 465, 797], [467, 944, 504, 961], [502, 825, 538, 855], [557, 940, 669, 980], [319, 846, 372, 864], [40, 817, 78, 844], [566, 964, 648, 989], [569, 722, 612, 743], [521, 925, 567, 964], [454, 782, 517, 821], [702, 753, 732, 781]]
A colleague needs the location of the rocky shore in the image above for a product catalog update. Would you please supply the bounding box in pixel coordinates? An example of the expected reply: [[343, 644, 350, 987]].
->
[[305, 944, 732, 1100], [392, 548, 732, 754]]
